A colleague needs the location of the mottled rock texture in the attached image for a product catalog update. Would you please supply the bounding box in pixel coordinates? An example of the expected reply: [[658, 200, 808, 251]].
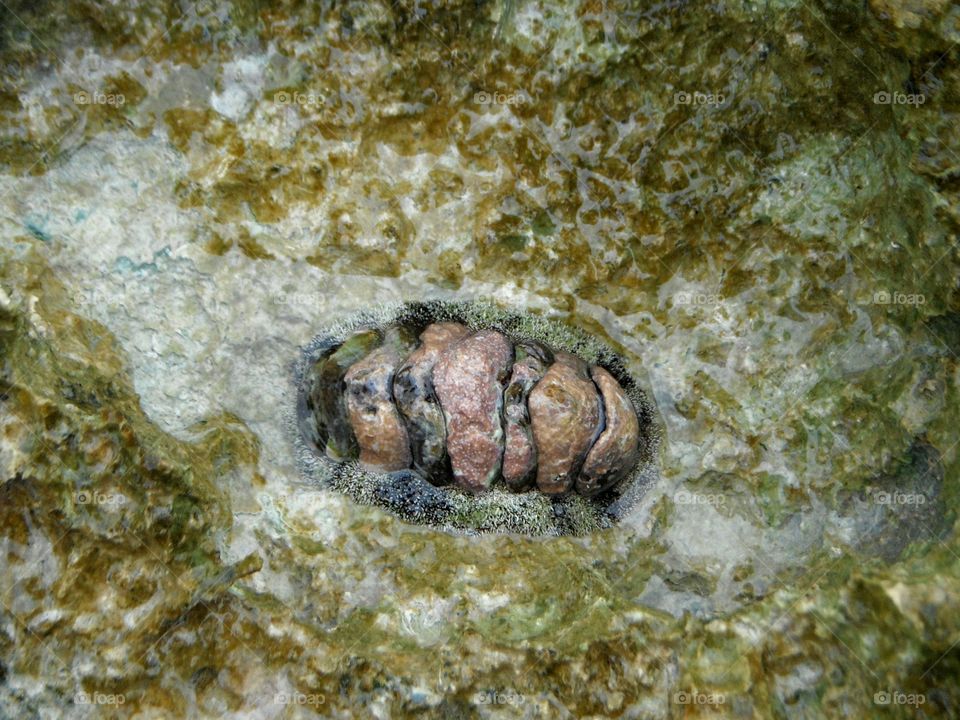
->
[[393, 322, 470, 485], [529, 351, 604, 494], [502, 341, 553, 490], [344, 329, 416, 471], [10, 0, 960, 710], [577, 365, 641, 497], [433, 329, 514, 492]]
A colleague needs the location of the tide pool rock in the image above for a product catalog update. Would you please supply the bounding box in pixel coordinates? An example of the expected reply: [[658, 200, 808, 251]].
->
[[502, 340, 553, 491], [577, 366, 641, 497], [393, 322, 470, 485], [343, 328, 417, 471], [433, 329, 514, 493], [529, 351, 604, 494]]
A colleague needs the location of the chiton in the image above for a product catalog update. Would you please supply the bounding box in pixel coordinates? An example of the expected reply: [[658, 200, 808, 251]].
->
[[295, 302, 658, 535]]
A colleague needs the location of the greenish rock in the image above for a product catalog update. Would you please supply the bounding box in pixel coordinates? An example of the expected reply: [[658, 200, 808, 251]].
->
[[3, 0, 960, 715]]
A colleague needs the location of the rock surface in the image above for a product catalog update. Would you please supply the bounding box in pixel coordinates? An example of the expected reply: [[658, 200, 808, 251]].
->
[[343, 328, 416, 471], [502, 341, 553, 491], [393, 322, 470, 485], [6, 0, 959, 713], [577, 366, 641, 497], [529, 352, 604, 494], [433, 329, 514, 492]]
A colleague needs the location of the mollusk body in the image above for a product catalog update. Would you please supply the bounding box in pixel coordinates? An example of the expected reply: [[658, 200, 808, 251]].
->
[[302, 320, 642, 499]]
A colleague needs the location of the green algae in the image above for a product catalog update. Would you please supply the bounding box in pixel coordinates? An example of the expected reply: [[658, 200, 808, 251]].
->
[[0, 253, 268, 716], [0, 0, 959, 716]]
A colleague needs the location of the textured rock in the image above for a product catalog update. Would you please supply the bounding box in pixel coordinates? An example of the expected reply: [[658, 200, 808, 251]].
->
[[433, 329, 514, 492], [6, 0, 957, 710], [306, 329, 383, 460], [393, 322, 470, 485], [577, 366, 641, 497], [529, 352, 604, 494], [343, 328, 417, 471], [502, 341, 554, 491]]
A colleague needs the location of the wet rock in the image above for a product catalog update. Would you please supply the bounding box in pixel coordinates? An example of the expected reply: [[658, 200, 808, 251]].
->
[[529, 352, 603, 494], [433, 329, 513, 493], [343, 328, 417, 471], [577, 366, 641, 497], [306, 329, 383, 459], [502, 341, 554, 491], [849, 440, 949, 563], [394, 322, 470, 485]]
